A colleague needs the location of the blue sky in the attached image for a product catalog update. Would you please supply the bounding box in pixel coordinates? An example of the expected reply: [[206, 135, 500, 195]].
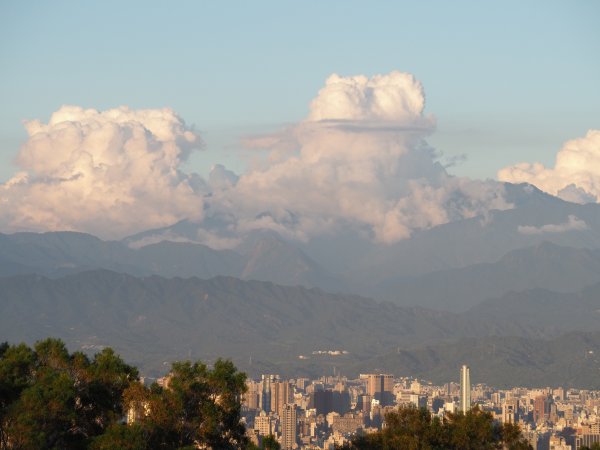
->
[[1, 0, 599, 183]]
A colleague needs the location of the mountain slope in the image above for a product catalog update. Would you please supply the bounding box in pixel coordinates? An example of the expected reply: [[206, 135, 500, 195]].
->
[[349, 183, 600, 282], [362, 331, 600, 388], [466, 282, 600, 334], [3, 184, 600, 302], [0, 230, 339, 290], [375, 242, 600, 310], [0, 270, 464, 376], [3, 270, 600, 386]]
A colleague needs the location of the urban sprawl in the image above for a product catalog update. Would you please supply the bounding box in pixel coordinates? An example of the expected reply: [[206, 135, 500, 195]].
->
[[182, 365, 600, 450]]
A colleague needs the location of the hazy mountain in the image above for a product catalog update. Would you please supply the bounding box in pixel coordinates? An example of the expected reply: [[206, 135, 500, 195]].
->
[[2, 183, 600, 311], [466, 282, 600, 334], [234, 230, 344, 290], [3, 270, 600, 386], [374, 241, 600, 310], [0, 231, 138, 276], [0, 230, 339, 290], [349, 184, 600, 282], [0, 270, 455, 376], [122, 183, 600, 298], [135, 241, 242, 278], [119, 184, 600, 282], [361, 331, 600, 389]]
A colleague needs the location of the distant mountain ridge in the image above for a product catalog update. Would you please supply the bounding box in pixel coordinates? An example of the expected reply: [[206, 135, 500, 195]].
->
[[0, 229, 340, 290], [361, 331, 600, 389], [373, 241, 600, 310], [4, 182, 600, 387], [3, 270, 600, 386], [3, 229, 600, 311], [346, 183, 600, 283], [119, 183, 600, 282], [0, 184, 600, 312]]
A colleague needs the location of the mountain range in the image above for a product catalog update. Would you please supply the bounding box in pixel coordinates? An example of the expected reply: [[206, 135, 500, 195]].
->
[[2, 269, 600, 387], [2, 182, 600, 386], [3, 233, 600, 312]]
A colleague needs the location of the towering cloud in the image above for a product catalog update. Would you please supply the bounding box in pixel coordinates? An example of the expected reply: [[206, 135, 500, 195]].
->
[[307, 72, 427, 123], [498, 130, 600, 204], [1, 71, 514, 243], [217, 71, 511, 243], [0, 106, 205, 238]]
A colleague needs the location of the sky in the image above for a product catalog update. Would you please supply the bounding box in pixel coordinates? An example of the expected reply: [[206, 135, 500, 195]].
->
[[0, 1, 599, 241]]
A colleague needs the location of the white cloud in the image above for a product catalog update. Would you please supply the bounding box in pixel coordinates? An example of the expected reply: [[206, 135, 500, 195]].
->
[[498, 130, 600, 203], [208, 164, 239, 191], [517, 215, 589, 235], [307, 72, 429, 123], [0, 106, 205, 238], [215, 71, 511, 243], [1, 71, 516, 244]]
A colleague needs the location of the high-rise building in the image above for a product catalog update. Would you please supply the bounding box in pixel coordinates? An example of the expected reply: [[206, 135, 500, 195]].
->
[[260, 374, 279, 413], [332, 389, 351, 415], [364, 374, 395, 406], [272, 380, 293, 417], [459, 365, 471, 412], [312, 389, 333, 416], [502, 399, 519, 424], [281, 403, 297, 450], [358, 394, 372, 414], [533, 395, 547, 424], [296, 378, 309, 391], [244, 380, 260, 410], [254, 411, 274, 437]]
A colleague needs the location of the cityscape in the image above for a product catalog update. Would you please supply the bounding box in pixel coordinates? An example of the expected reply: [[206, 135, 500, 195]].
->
[[138, 365, 600, 450]]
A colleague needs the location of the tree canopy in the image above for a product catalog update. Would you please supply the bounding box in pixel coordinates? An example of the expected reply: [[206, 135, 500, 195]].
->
[[339, 405, 532, 450], [0, 339, 248, 450], [581, 444, 600, 450]]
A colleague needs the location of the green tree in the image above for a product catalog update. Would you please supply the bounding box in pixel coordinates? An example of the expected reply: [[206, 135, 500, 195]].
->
[[89, 424, 147, 450], [8, 369, 80, 449], [380, 405, 445, 449], [261, 434, 281, 450], [0, 343, 9, 359], [1, 338, 137, 449], [0, 343, 36, 448], [501, 421, 532, 450], [444, 407, 502, 449], [1, 339, 249, 450], [124, 359, 249, 450], [338, 406, 440, 449], [580, 444, 600, 450], [83, 348, 139, 434], [340, 405, 532, 450]]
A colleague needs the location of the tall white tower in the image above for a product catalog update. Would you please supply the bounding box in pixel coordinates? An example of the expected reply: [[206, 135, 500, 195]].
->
[[460, 365, 471, 412]]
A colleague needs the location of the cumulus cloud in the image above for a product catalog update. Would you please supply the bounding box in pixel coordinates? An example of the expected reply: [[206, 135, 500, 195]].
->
[[498, 130, 600, 203], [0, 106, 205, 238], [214, 71, 512, 243], [1, 71, 516, 244], [307, 72, 429, 124], [208, 164, 239, 191], [517, 215, 589, 235]]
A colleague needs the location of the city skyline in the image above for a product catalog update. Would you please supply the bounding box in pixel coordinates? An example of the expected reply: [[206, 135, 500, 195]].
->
[[238, 367, 600, 449]]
